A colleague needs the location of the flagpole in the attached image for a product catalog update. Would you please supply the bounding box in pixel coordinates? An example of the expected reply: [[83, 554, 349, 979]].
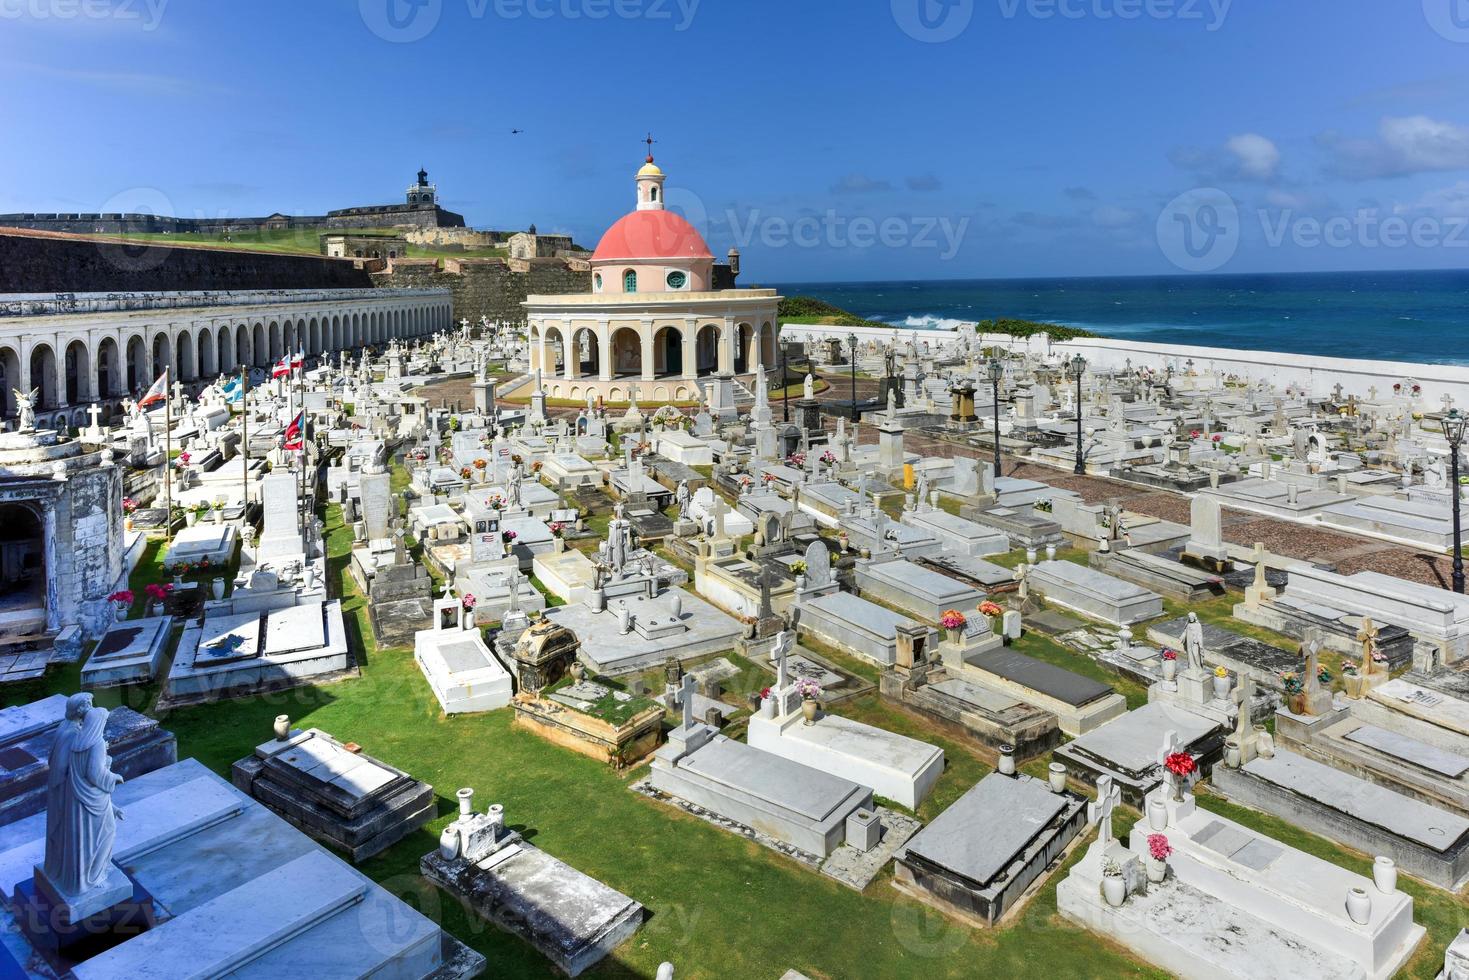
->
[[163, 369, 173, 542], [240, 365, 249, 514], [297, 350, 306, 536]]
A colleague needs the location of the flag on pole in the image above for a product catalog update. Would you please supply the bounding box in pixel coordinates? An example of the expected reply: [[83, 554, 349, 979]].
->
[[222, 377, 243, 404], [272, 355, 291, 379], [138, 368, 169, 408], [283, 411, 305, 451], [291, 348, 305, 371]]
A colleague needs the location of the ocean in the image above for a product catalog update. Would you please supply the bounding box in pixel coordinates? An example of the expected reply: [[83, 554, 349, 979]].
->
[[773, 270, 1469, 366]]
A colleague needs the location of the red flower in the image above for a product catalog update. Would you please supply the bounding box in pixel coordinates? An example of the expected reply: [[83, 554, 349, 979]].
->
[[1163, 751, 1196, 779]]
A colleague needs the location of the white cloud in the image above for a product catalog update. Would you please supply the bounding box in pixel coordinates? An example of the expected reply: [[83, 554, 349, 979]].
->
[[1397, 180, 1469, 218], [1226, 133, 1280, 181], [1090, 205, 1140, 229], [1320, 116, 1469, 179]]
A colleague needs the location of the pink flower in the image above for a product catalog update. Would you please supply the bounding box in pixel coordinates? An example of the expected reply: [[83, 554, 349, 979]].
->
[[1147, 833, 1173, 862]]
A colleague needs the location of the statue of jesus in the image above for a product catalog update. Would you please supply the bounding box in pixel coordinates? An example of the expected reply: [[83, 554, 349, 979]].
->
[[1183, 612, 1206, 672]]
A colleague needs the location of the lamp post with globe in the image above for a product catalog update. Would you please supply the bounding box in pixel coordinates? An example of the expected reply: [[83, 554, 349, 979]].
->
[[1067, 353, 1087, 475], [1442, 408, 1467, 594]]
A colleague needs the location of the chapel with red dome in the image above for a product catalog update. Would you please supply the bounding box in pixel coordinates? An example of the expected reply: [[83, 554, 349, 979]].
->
[[522, 149, 781, 406]]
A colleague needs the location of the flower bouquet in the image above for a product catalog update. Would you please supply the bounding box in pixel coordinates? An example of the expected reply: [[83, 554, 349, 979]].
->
[[940, 609, 967, 635], [1163, 751, 1196, 801]]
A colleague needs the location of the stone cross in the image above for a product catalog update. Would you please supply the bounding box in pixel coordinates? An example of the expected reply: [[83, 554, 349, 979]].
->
[[709, 494, 731, 541], [1157, 729, 1184, 799], [1443, 393, 1456, 414], [1368, 385, 1378, 401], [771, 630, 793, 686], [1233, 673, 1255, 745], [1014, 562, 1029, 601], [87, 402, 103, 432], [1091, 774, 1118, 846], [1357, 617, 1380, 677], [679, 672, 697, 730]]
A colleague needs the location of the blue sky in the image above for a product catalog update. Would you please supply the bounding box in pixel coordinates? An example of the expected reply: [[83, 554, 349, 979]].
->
[[4, 0, 1469, 281]]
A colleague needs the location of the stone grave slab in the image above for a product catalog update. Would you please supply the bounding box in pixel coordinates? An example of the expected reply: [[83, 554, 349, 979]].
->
[[262, 602, 326, 656], [1344, 724, 1469, 778], [968, 648, 1114, 707]]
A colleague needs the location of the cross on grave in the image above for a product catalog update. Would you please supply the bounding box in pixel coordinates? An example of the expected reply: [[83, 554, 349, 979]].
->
[[1444, 393, 1457, 414], [1157, 729, 1185, 800], [678, 672, 697, 730], [770, 629, 794, 686], [709, 494, 731, 541], [1090, 774, 1118, 847], [1233, 673, 1255, 746], [1368, 385, 1379, 401], [87, 402, 103, 432], [1331, 382, 1344, 403], [1357, 616, 1381, 678]]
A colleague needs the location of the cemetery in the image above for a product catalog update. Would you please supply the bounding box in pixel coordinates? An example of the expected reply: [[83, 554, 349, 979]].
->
[[3, 317, 1469, 978]]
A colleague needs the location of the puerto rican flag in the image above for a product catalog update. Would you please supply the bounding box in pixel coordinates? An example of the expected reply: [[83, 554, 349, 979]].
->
[[138, 369, 168, 408], [283, 411, 305, 451], [272, 349, 305, 379]]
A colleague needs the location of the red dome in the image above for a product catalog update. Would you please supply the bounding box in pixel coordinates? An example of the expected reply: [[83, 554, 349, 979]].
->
[[592, 210, 713, 262]]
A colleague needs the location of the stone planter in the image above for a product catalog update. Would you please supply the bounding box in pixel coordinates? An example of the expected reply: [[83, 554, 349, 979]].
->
[[1048, 762, 1067, 794], [1224, 737, 1242, 769], [124, 517, 134, 532], [1146, 858, 1167, 884], [114, 603, 128, 622], [553, 537, 566, 553], [172, 574, 184, 588], [186, 511, 198, 527], [946, 627, 965, 646], [1147, 798, 1168, 831], [273, 715, 291, 741], [1345, 887, 1372, 926], [1101, 875, 1126, 908], [570, 661, 586, 682], [1162, 657, 1177, 682], [211, 578, 225, 600], [1212, 674, 1231, 700], [759, 697, 776, 719], [1344, 674, 1366, 699], [801, 699, 818, 726], [998, 744, 1016, 776], [1373, 856, 1398, 895], [1288, 693, 1306, 715]]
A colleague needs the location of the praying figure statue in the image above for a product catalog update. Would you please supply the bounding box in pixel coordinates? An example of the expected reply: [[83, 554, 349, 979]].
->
[[43, 694, 124, 897], [803, 373, 815, 401], [1183, 611, 1205, 672]]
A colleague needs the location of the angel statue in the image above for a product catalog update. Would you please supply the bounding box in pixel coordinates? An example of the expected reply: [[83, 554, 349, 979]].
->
[[12, 388, 39, 433]]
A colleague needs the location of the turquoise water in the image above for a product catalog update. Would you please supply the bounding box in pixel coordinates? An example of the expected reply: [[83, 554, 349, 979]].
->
[[773, 270, 1469, 366]]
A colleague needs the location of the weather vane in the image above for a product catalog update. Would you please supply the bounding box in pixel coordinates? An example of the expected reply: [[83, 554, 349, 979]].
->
[[644, 132, 656, 161]]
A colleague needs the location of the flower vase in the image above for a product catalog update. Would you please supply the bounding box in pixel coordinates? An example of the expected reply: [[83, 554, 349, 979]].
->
[[1345, 674, 1365, 699], [1345, 887, 1372, 926], [946, 627, 964, 646], [211, 578, 225, 600], [554, 537, 566, 554], [1224, 737, 1242, 769], [115, 603, 127, 622], [186, 511, 197, 527], [1162, 659, 1177, 682], [1147, 798, 1168, 831], [172, 574, 183, 588], [1101, 876, 1126, 908], [1048, 762, 1067, 793], [1254, 724, 1275, 759], [124, 517, 134, 532], [1146, 858, 1167, 884], [759, 697, 776, 719], [1373, 856, 1398, 895], [1212, 674, 1231, 700], [273, 714, 291, 741], [570, 661, 585, 682], [801, 699, 818, 726]]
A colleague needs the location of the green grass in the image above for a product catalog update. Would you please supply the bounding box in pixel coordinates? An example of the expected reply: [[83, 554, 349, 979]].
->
[[543, 676, 658, 726], [78, 227, 512, 260], [15, 502, 1468, 976]]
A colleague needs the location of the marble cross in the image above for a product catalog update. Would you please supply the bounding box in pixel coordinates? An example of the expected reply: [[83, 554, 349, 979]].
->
[[709, 495, 730, 541], [679, 672, 697, 729], [771, 630, 794, 687], [1156, 729, 1183, 798], [1233, 673, 1255, 742], [1091, 774, 1118, 846]]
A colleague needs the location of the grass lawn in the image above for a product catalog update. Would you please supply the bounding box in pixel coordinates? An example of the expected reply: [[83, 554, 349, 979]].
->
[[11, 495, 1467, 975]]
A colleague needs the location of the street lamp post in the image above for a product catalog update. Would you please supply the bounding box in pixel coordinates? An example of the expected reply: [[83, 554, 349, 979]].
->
[[781, 336, 790, 423], [1443, 408, 1467, 594], [847, 333, 860, 422], [1068, 353, 1087, 475], [986, 356, 1004, 481]]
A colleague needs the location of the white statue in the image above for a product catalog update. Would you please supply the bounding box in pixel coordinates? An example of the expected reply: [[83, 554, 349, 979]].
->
[[1183, 611, 1205, 672], [803, 373, 815, 400], [12, 387, 39, 433], [42, 694, 124, 898]]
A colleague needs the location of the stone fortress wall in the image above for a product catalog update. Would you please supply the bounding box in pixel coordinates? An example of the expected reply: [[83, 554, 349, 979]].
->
[[0, 229, 379, 294], [0, 202, 464, 236], [374, 257, 593, 327]]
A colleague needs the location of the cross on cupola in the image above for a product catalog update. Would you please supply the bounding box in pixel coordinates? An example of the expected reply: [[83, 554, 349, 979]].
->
[[635, 135, 666, 211]]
